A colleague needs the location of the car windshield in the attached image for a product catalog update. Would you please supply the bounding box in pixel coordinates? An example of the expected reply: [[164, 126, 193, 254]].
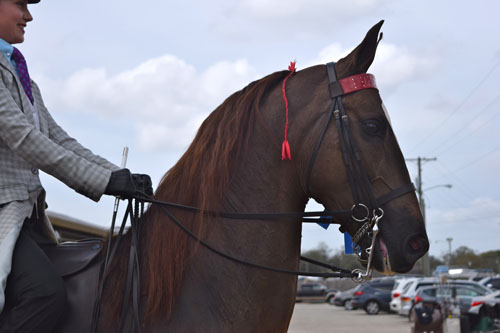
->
[[434, 286, 486, 298], [449, 282, 491, 294], [421, 288, 436, 297], [485, 290, 500, 299], [402, 281, 414, 294]]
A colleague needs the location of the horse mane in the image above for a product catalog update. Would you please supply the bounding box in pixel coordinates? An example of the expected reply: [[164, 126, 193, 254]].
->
[[105, 69, 290, 324]]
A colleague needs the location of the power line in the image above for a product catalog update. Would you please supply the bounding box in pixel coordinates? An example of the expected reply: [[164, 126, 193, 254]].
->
[[427, 161, 478, 201], [408, 58, 500, 153], [431, 92, 500, 156], [441, 213, 500, 224], [451, 143, 500, 174]]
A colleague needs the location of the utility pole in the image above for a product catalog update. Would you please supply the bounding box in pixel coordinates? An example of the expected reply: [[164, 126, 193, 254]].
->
[[406, 157, 437, 276], [446, 237, 453, 266]]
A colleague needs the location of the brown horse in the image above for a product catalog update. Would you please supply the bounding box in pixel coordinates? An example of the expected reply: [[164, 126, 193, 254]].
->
[[58, 20, 429, 332]]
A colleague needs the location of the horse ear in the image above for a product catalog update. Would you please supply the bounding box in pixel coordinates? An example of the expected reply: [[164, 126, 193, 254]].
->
[[337, 20, 384, 76]]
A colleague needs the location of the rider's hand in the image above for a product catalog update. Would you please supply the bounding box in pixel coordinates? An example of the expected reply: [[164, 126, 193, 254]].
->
[[105, 169, 153, 198], [132, 173, 153, 196], [105, 169, 136, 198]]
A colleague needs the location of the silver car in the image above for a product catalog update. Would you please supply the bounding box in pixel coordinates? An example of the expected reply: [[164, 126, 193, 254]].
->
[[468, 290, 500, 315], [399, 278, 492, 317]]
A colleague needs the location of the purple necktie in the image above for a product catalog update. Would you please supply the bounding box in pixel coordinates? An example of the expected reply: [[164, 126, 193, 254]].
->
[[11, 47, 34, 104]]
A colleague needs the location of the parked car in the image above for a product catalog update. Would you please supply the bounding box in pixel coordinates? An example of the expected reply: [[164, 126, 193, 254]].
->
[[399, 277, 438, 316], [333, 285, 360, 310], [478, 276, 500, 290], [351, 278, 396, 314], [390, 278, 414, 313], [468, 290, 500, 315], [399, 277, 492, 317], [412, 284, 489, 314], [295, 282, 337, 304]]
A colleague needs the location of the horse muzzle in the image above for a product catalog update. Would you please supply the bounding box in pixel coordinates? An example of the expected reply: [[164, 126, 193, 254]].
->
[[370, 231, 429, 274]]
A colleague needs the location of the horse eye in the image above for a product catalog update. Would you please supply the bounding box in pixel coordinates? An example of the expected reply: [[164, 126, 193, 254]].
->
[[362, 119, 382, 135]]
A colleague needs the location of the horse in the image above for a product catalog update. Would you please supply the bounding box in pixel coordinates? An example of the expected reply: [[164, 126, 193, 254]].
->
[[53, 20, 429, 332]]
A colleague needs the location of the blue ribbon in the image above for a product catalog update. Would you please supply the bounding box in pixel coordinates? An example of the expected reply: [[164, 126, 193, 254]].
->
[[317, 216, 331, 230], [344, 232, 354, 254]]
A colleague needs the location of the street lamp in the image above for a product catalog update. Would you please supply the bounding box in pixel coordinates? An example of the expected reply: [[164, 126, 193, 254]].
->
[[423, 184, 453, 192]]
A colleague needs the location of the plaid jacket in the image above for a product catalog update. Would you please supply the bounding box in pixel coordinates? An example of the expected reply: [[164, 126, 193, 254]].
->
[[0, 53, 119, 312]]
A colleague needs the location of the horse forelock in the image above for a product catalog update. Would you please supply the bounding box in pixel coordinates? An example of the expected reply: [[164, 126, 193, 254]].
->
[[130, 69, 290, 323]]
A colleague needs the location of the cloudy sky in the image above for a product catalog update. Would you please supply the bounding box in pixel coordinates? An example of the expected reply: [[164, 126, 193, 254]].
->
[[21, 0, 500, 258]]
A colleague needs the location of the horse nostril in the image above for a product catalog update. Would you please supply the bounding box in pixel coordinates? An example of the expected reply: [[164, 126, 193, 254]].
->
[[409, 237, 421, 251], [407, 234, 429, 254]]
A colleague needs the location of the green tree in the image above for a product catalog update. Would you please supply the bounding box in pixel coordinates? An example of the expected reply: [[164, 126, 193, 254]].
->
[[300, 242, 332, 273], [477, 250, 500, 273], [300, 242, 362, 273], [429, 255, 445, 273], [447, 246, 478, 267]]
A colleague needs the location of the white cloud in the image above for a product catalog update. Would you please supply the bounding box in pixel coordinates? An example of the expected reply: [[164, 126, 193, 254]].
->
[[36, 41, 437, 154], [238, 0, 390, 21], [371, 44, 438, 92], [426, 196, 500, 255], [197, 0, 392, 41], [38, 56, 258, 152], [306, 42, 438, 94]]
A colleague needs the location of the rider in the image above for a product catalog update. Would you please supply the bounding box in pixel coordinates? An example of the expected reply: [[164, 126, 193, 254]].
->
[[0, 0, 152, 331]]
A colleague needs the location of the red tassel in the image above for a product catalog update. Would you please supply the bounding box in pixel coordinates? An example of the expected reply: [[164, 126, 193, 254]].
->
[[281, 60, 296, 161], [282, 140, 291, 160]]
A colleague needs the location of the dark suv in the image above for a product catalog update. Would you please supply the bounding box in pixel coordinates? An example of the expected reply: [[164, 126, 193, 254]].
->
[[351, 278, 396, 314], [296, 282, 337, 304]]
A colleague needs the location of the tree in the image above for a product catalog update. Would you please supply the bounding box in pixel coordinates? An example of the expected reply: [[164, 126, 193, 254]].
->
[[300, 242, 332, 273], [477, 250, 500, 273], [302, 243, 500, 276], [447, 246, 478, 268], [300, 242, 363, 273], [429, 255, 445, 272]]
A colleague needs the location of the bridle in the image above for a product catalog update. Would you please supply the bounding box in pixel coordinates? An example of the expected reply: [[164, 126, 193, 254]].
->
[[92, 62, 416, 332], [303, 61, 415, 280]]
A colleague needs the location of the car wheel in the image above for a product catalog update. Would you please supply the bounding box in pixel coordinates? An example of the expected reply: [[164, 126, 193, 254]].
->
[[327, 296, 335, 305], [365, 300, 380, 315], [344, 299, 354, 311]]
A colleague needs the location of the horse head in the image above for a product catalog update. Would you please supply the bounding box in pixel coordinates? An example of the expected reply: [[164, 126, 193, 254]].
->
[[297, 20, 429, 274]]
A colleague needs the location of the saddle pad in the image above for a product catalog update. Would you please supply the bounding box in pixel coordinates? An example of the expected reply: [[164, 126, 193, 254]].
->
[[42, 238, 103, 277]]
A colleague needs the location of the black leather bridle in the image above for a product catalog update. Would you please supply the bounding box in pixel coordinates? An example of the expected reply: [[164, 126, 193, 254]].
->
[[306, 62, 415, 246], [92, 62, 416, 332]]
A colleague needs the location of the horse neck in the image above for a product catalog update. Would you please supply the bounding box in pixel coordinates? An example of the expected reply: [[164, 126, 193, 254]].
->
[[165, 134, 307, 331]]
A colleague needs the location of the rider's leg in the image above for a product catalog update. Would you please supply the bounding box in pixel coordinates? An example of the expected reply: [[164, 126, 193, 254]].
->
[[0, 228, 67, 332]]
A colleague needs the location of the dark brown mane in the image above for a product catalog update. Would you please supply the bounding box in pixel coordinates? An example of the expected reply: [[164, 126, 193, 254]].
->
[[134, 70, 288, 322]]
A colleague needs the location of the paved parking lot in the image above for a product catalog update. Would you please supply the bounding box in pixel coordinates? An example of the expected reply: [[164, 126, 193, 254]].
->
[[288, 303, 411, 332]]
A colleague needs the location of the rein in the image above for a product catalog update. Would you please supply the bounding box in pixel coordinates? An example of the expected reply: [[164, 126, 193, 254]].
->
[[91, 61, 416, 331]]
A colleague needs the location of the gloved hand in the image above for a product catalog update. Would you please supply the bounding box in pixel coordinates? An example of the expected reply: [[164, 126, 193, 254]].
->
[[132, 173, 153, 196], [104, 169, 153, 198]]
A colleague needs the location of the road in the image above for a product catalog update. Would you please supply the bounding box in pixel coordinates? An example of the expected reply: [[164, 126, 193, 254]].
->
[[288, 303, 411, 332]]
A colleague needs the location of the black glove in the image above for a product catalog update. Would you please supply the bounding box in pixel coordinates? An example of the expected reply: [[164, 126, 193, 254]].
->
[[132, 173, 153, 196], [105, 169, 153, 198]]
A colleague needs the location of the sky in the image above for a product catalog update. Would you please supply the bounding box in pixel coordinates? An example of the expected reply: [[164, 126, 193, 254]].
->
[[20, 0, 500, 258]]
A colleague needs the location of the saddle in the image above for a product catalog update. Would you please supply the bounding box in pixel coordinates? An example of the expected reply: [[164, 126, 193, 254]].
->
[[42, 239, 104, 333]]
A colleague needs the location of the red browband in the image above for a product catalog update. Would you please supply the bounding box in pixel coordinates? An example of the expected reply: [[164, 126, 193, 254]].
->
[[281, 62, 378, 161], [338, 73, 377, 95]]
